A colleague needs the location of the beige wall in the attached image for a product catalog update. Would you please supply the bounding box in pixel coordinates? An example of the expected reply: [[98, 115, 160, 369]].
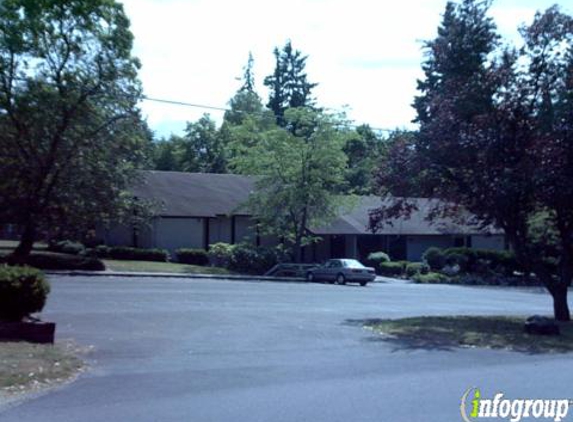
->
[[154, 217, 203, 252], [234, 216, 256, 244], [209, 217, 232, 244], [471, 234, 505, 251], [406, 235, 454, 262]]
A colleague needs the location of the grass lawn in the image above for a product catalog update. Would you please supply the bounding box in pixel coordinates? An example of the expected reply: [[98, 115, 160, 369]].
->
[[103, 259, 231, 275], [366, 316, 573, 353], [0, 240, 47, 252], [0, 341, 85, 394]]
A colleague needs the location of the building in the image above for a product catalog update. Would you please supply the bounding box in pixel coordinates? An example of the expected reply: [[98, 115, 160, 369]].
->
[[101, 170, 505, 262]]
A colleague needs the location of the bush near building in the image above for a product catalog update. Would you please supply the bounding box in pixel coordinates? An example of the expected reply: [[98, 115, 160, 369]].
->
[[0, 265, 50, 322], [175, 249, 209, 266]]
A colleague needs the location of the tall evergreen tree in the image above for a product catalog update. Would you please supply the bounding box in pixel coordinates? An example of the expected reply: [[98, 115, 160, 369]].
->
[[264, 41, 318, 125], [224, 53, 264, 126], [239, 52, 256, 93]]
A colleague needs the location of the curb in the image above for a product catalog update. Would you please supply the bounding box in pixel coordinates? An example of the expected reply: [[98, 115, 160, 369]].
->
[[45, 270, 307, 283]]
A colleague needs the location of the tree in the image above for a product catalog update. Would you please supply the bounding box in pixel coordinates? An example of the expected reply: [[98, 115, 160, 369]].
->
[[224, 53, 264, 126], [230, 108, 349, 262], [264, 41, 318, 126], [152, 135, 184, 171], [180, 114, 226, 173], [0, 0, 147, 258], [342, 125, 387, 195], [372, 1, 573, 321]]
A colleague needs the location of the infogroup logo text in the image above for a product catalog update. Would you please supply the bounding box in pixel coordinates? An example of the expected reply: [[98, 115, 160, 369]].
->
[[460, 388, 571, 422]]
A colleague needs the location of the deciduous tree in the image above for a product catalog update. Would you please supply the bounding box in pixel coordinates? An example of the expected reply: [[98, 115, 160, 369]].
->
[[0, 0, 148, 258]]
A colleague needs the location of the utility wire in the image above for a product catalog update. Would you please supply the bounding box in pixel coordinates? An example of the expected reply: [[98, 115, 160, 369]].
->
[[141, 95, 402, 134]]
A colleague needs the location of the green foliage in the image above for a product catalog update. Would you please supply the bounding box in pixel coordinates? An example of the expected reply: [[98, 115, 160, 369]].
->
[[264, 41, 318, 125], [181, 114, 227, 173], [151, 114, 228, 173], [365, 252, 390, 269], [0, 265, 50, 321], [48, 241, 86, 256], [175, 249, 209, 266], [441, 247, 519, 275], [379, 261, 406, 277], [342, 125, 387, 195], [107, 247, 169, 262], [405, 262, 430, 278], [93, 245, 112, 258], [207, 243, 236, 268], [229, 108, 350, 261], [411, 272, 450, 284], [0, 0, 151, 257], [422, 247, 446, 271], [444, 252, 470, 272], [3, 253, 105, 271], [228, 243, 279, 275]]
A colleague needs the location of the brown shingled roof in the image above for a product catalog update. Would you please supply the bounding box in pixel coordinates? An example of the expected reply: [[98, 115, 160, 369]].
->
[[133, 171, 254, 217], [134, 171, 499, 235]]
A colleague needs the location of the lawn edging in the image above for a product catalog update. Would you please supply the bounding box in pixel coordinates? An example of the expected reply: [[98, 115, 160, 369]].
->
[[45, 270, 307, 283]]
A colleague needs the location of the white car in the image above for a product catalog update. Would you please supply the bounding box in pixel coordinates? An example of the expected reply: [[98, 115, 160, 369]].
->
[[306, 259, 375, 286]]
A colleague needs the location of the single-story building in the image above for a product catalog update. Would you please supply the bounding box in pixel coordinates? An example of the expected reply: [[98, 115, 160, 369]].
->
[[101, 170, 506, 262]]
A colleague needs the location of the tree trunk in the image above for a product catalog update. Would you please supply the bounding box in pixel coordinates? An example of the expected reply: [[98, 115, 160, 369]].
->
[[12, 222, 36, 259], [548, 283, 570, 322], [293, 237, 303, 263]]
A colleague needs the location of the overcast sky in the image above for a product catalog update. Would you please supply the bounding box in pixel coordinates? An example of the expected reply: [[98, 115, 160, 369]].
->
[[120, 0, 569, 138]]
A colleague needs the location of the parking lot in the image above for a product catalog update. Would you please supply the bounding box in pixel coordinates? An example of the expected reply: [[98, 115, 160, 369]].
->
[[0, 276, 570, 422]]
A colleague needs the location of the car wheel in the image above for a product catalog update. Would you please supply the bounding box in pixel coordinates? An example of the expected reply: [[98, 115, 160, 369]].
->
[[306, 272, 314, 282], [360, 281, 368, 287], [336, 274, 346, 285]]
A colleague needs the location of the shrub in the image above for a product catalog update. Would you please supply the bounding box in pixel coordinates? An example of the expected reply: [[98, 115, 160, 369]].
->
[[365, 251, 390, 269], [0, 265, 50, 321], [422, 247, 446, 271], [208, 243, 235, 267], [379, 261, 406, 277], [412, 272, 451, 284], [176, 248, 209, 266], [93, 245, 111, 258], [48, 240, 85, 256], [443, 247, 519, 275], [444, 252, 469, 272], [107, 247, 169, 262], [405, 262, 429, 278], [6, 252, 105, 271], [228, 243, 278, 275]]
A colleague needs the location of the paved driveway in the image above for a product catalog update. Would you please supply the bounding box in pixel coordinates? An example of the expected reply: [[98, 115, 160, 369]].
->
[[0, 276, 570, 422]]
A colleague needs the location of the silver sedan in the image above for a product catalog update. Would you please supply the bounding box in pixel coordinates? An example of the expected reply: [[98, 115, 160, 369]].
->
[[306, 259, 375, 286]]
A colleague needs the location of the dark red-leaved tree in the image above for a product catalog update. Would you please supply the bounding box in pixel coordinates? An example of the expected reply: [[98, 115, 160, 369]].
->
[[371, 0, 573, 321]]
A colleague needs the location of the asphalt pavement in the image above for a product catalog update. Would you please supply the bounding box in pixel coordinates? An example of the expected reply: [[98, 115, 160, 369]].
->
[[0, 276, 571, 422]]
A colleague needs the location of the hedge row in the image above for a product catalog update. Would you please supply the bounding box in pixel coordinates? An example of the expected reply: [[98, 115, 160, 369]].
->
[[1, 252, 105, 271], [207, 242, 280, 275], [422, 247, 519, 275], [93, 246, 169, 262], [175, 249, 209, 266]]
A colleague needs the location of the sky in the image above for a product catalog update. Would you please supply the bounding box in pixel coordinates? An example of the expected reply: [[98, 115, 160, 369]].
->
[[120, 0, 570, 138]]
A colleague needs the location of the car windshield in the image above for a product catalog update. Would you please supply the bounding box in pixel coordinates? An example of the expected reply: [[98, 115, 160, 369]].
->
[[342, 259, 365, 268]]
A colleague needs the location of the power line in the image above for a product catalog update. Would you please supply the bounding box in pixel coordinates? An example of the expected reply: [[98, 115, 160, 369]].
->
[[141, 95, 401, 134], [142, 96, 229, 113]]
